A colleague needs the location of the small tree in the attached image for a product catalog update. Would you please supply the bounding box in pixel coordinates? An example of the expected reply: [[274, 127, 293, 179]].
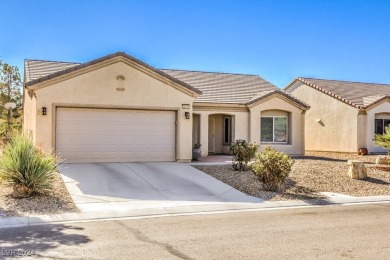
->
[[251, 147, 294, 191], [0, 60, 22, 140], [373, 126, 390, 156], [229, 139, 259, 171]]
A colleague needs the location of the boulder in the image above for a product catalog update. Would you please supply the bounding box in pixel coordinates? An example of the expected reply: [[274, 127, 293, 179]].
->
[[376, 155, 388, 165], [347, 160, 367, 180]]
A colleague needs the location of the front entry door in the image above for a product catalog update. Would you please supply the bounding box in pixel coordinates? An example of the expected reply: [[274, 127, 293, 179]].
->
[[208, 117, 215, 154]]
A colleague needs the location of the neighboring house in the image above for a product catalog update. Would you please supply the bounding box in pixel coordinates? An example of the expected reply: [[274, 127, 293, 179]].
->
[[23, 52, 309, 163], [286, 77, 390, 154]]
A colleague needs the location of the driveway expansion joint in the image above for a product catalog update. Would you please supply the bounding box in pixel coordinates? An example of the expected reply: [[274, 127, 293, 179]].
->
[[124, 164, 170, 200]]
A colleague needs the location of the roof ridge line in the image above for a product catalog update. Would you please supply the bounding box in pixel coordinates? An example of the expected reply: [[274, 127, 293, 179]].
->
[[161, 68, 259, 77], [24, 58, 81, 64], [299, 77, 390, 86]]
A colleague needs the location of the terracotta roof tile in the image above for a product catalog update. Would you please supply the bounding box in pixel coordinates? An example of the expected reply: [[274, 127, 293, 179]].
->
[[288, 77, 390, 109], [25, 55, 281, 104], [24, 53, 308, 108], [162, 69, 278, 104]]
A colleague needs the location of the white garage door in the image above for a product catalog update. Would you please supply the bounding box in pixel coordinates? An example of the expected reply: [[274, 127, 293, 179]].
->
[[56, 108, 176, 163]]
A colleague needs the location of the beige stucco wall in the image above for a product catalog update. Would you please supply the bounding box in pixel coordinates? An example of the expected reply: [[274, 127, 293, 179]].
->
[[25, 60, 196, 162], [291, 84, 360, 152], [357, 112, 367, 151], [366, 102, 390, 153], [249, 96, 305, 155]]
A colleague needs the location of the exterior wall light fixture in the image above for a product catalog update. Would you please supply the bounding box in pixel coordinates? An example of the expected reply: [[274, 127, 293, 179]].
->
[[42, 107, 47, 115], [185, 112, 190, 119]]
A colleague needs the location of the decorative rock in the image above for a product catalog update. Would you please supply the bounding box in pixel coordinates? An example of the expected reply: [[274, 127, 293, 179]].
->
[[347, 160, 367, 180], [376, 155, 388, 165]]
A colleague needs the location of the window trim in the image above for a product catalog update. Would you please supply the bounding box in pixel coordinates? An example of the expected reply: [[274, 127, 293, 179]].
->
[[223, 116, 232, 145], [261, 116, 288, 144], [375, 118, 390, 135]]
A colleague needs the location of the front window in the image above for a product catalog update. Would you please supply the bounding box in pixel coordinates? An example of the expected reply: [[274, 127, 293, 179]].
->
[[375, 119, 390, 134], [261, 116, 287, 143], [223, 116, 232, 145]]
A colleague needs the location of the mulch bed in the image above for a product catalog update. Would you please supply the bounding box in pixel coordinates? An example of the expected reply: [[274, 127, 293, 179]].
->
[[193, 152, 390, 201], [0, 172, 79, 218]]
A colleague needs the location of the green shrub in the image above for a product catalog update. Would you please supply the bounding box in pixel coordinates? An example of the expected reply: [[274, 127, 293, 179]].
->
[[373, 126, 390, 156], [0, 135, 59, 197], [229, 139, 259, 171], [251, 146, 294, 191]]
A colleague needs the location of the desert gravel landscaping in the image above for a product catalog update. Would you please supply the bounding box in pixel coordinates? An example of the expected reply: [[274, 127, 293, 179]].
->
[[0, 172, 78, 218], [194, 152, 390, 201]]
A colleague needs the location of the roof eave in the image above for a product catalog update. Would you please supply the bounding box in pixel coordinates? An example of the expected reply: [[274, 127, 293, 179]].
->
[[361, 96, 390, 111]]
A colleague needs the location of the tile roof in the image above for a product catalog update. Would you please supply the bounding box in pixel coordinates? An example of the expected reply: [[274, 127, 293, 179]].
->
[[24, 60, 79, 83], [362, 95, 386, 107], [287, 77, 390, 109], [161, 69, 278, 104], [24, 52, 305, 107]]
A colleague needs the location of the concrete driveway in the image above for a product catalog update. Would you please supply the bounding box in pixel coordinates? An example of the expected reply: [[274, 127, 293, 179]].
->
[[60, 162, 261, 212]]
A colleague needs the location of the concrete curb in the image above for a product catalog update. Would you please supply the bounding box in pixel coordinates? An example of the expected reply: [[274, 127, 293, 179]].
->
[[1, 195, 390, 229]]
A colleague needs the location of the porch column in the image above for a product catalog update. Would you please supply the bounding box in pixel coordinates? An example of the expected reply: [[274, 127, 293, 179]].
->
[[200, 113, 209, 157], [249, 108, 260, 143]]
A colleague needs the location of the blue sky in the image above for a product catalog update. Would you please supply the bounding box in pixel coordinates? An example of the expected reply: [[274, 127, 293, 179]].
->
[[1, 0, 389, 87]]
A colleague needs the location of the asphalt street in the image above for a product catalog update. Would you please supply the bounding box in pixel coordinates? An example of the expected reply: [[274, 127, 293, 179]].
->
[[1, 203, 390, 259]]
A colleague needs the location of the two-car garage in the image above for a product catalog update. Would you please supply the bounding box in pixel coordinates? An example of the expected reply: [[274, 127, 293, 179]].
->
[[23, 52, 199, 163], [55, 108, 176, 163]]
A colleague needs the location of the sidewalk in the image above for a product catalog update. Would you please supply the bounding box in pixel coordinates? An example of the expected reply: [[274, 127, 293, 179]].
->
[[1, 194, 390, 229]]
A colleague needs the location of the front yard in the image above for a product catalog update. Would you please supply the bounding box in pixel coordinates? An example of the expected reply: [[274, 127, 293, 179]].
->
[[0, 172, 78, 217], [194, 152, 390, 201]]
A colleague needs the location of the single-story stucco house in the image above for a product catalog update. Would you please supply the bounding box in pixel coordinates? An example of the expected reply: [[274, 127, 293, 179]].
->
[[286, 77, 390, 154], [23, 52, 309, 163]]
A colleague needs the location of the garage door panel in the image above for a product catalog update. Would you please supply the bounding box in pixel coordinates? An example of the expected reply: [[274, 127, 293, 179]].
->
[[56, 108, 176, 163]]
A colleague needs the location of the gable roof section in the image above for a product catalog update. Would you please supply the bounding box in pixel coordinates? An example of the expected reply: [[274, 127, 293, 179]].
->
[[24, 52, 202, 95], [161, 69, 277, 104], [285, 77, 390, 109], [24, 53, 307, 108], [246, 89, 310, 109]]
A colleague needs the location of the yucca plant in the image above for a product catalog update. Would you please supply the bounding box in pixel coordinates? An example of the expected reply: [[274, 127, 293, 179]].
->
[[0, 135, 59, 198]]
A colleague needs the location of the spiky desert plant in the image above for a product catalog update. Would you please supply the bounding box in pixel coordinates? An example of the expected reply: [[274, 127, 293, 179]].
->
[[0, 135, 59, 197]]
